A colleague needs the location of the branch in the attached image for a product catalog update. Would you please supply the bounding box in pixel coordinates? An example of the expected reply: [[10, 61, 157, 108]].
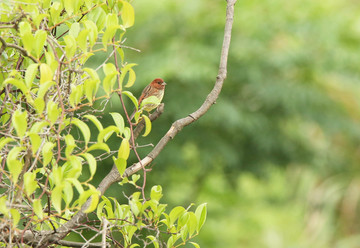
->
[[0, 37, 38, 63], [29, 0, 236, 246]]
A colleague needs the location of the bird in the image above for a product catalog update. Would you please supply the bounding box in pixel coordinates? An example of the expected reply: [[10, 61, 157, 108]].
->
[[130, 78, 166, 121]]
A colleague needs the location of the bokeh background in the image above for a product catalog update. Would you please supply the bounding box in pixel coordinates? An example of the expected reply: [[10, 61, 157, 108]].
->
[[89, 0, 360, 247]]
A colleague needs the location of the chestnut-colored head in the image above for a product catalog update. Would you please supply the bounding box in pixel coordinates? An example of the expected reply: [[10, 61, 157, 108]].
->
[[150, 78, 167, 90]]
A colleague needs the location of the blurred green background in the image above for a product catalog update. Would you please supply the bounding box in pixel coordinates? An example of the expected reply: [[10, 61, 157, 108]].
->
[[89, 0, 360, 247]]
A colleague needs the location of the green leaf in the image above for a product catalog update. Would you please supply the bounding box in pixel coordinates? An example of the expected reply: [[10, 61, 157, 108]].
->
[[0, 196, 9, 217], [64, 35, 77, 58], [103, 72, 118, 95], [190, 242, 200, 248], [103, 63, 117, 76], [188, 212, 198, 237], [77, 29, 90, 52], [123, 127, 131, 140], [12, 109, 28, 138], [81, 153, 97, 178], [125, 68, 136, 88], [69, 22, 80, 37], [25, 63, 39, 88], [102, 25, 118, 49], [52, 185, 63, 214], [87, 143, 110, 153], [121, 1, 135, 28], [63, 181, 73, 206], [42, 141, 55, 166], [40, 63, 53, 84], [147, 235, 159, 248], [84, 68, 100, 81], [106, 13, 119, 28], [34, 30, 47, 58], [19, 22, 34, 53], [113, 157, 127, 175], [142, 114, 152, 137], [83, 20, 98, 47], [64, 134, 76, 157], [166, 234, 179, 248], [69, 84, 83, 107], [118, 63, 137, 88], [64, 0, 75, 15], [0, 137, 13, 151], [33, 98, 45, 114], [79, 187, 100, 213], [169, 206, 186, 227], [7, 146, 25, 184], [33, 199, 43, 219], [110, 112, 125, 134], [195, 203, 207, 232], [97, 125, 119, 143], [24, 171, 39, 196], [122, 91, 138, 109], [71, 118, 91, 145], [29, 133, 42, 155], [84, 79, 98, 103], [84, 114, 103, 131], [140, 95, 161, 109], [10, 209, 20, 227], [118, 139, 130, 160], [46, 100, 61, 125], [37, 80, 55, 99], [66, 156, 82, 179], [150, 185, 163, 203], [4, 78, 28, 95]]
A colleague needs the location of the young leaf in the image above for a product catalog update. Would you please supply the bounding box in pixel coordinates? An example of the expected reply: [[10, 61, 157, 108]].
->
[[113, 157, 127, 176], [34, 30, 47, 58], [81, 153, 97, 178], [121, 1, 135, 28], [150, 185, 163, 203], [87, 143, 110, 153], [110, 112, 125, 134], [169, 206, 186, 227], [190, 242, 200, 248], [25, 63, 39, 88], [118, 139, 130, 160], [98, 125, 119, 143], [103, 73, 118, 95], [33, 199, 43, 219], [10, 209, 20, 227], [4, 78, 28, 95], [64, 35, 77, 58], [12, 109, 28, 138], [51, 185, 63, 214], [7, 147, 25, 184], [71, 118, 91, 145], [142, 114, 152, 137], [84, 114, 103, 131], [46, 100, 61, 125], [42, 141, 55, 166], [40, 63, 53, 84], [24, 171, 39, 196], [195, 203, 207, 232], [147, 236, 159, 248], [125, 68, 136, 88], [0, 137, 13, 151], [122, 91, 138, 109]]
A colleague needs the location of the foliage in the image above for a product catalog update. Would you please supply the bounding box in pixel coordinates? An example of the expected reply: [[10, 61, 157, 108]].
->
[[0, 0, 207, 247], [118, 0, 360, 247]]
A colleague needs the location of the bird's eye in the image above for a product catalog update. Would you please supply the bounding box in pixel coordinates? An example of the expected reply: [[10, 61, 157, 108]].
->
[[157, 81, 161, 84]]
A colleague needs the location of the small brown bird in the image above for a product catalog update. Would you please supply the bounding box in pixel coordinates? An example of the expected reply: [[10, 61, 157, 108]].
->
[[130, 78, 166, 120]]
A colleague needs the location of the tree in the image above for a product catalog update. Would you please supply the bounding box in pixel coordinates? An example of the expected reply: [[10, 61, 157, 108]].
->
[[0, 0, 236, 247]]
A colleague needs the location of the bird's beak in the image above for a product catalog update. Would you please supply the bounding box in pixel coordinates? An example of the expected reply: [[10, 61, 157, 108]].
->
[[162, 82, 167, 86]]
